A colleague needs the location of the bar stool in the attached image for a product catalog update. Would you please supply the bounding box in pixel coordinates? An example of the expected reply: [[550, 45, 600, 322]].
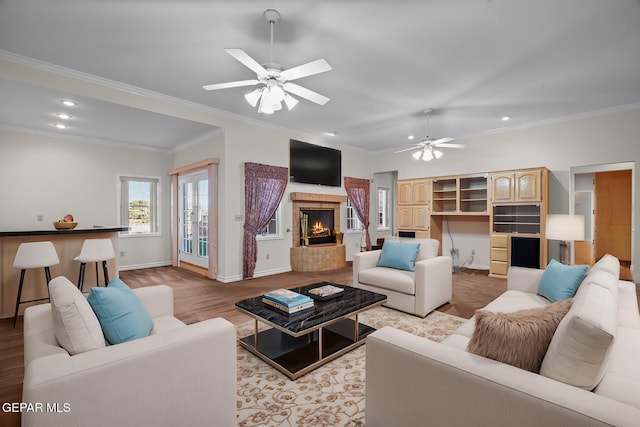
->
[[75, 238, 116, 292], [13, 241, 60, 328]]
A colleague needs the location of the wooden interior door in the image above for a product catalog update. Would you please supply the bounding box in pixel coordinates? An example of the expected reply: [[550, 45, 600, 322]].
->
[[594, 170, 632, 261]]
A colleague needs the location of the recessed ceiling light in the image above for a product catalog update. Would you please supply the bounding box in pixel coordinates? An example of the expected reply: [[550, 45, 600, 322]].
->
[[55, 113, 72, 120], [407, 135, 415, 140], [52, 123, 68, 130], [325, 131, 336, 137], [60, 99, 77, 107], [501, 116, 511, 121]]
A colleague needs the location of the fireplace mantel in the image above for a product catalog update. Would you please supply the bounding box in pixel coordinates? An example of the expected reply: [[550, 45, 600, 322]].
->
[[290, 192, 347, 272], [290, 192, 347, 203]]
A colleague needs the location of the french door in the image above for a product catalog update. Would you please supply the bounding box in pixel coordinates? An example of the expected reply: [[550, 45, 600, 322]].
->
[[178, 172, 209, 268]]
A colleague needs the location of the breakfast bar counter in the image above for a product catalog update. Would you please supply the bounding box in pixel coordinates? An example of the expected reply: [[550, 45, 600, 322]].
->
[[0, 226, 127, 319]]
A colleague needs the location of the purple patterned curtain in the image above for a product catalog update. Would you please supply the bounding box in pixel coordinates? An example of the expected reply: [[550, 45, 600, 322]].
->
[[344, 177, 371, 250], [243, 162, 288, 279]]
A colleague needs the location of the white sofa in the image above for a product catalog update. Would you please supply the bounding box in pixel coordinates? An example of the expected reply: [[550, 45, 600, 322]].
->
[[366, 255, 640, 427], [22, 282, 237, 427], [352, 237, 452, 317]]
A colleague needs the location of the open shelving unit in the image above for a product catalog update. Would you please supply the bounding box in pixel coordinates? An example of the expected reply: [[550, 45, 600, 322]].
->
[[431, 178, 457, 213], [431, 175, 489, 215], [459, 176, 489, 213]]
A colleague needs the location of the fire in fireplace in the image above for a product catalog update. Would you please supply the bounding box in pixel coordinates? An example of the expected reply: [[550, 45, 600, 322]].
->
[[300, 208, 335, 245]]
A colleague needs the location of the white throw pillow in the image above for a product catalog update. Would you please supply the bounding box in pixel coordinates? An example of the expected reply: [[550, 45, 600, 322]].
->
[[49, 276, 105, 355], [540, 282, 617, 390]]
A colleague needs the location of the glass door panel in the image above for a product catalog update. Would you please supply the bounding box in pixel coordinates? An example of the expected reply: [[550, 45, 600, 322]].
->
[[178, 172, 208, 268]]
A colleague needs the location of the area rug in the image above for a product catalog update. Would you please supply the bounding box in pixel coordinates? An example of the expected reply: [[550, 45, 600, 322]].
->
[[236, 307, 465, 426]]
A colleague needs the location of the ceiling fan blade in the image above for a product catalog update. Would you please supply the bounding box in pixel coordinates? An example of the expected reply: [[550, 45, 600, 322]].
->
[[280, 59, 332, 82], [436, 143, 466, 149], [224, 48, 268, 77], [283, 82, 330, 105], [202, 79, 261, 91], [393, 146, 422, 153], [430, 137, 455, 145]]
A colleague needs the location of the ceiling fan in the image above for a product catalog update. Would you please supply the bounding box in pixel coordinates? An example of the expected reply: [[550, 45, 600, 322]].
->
[[394, 109, 465, 161], [202, 9, 332, 114]]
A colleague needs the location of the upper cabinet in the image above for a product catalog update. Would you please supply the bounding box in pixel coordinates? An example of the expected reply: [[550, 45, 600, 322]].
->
[[397, 179, 430, 206], [515, 170, 542, 202], [397, 181, 413, 205], [491, 173, 516, 203], [411, 179, 430, 205], [490, 168, 544, 203], [397, 179, 431, 232]]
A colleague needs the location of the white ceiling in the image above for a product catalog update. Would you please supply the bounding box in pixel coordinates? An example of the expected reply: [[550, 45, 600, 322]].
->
[[1, 0, 639, 153]]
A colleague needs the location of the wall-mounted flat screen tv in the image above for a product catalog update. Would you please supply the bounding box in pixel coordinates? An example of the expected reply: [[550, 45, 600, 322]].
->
[[289, 139, 342, 187]]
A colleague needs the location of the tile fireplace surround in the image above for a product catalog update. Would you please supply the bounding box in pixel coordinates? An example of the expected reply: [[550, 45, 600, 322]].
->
[[290, 192, 347, 272]]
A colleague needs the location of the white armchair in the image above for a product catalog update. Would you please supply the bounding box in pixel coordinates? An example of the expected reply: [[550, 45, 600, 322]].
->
[[352, 238, 452, 317], [22, 283, 237, 427]]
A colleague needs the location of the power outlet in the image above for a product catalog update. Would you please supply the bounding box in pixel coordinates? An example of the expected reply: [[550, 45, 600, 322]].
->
[[119, 251, 125, 257], [37, 215, 43, 222], [471, 249, 476, 256], [266, 253, 270, 260]]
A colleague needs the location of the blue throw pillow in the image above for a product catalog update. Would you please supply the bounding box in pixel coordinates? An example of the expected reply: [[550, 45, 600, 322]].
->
[[88, 278, 154, 345], [376, 241, 421, 271], [537, 259, 588, 302]]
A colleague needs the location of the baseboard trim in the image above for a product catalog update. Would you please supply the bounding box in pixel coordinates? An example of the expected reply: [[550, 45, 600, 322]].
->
[[216, 266, 292, 283], [253, 266, 292, 278], [465, 264, 489, 271], [118, 261, 172, 272]]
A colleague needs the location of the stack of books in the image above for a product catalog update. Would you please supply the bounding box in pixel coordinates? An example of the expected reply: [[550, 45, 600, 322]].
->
[[262, 289, 314, 314]]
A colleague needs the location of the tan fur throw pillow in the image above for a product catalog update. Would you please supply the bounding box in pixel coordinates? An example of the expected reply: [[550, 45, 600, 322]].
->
[[467, 299, 572, 372]]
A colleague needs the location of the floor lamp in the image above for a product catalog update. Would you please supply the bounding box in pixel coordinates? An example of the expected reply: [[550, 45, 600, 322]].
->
[[546, 214, 585, 265]]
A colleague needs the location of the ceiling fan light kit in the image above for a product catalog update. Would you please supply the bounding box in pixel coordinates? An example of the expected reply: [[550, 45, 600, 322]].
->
[[203, 9, 332, 115], [395, 108, 465, 161]]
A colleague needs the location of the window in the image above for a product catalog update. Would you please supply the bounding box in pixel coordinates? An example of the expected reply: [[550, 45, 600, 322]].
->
[[119, 176, 160, 235], [377, 186, 391, 230], [346, 199, 363, 231], [257, 203, 281, 239]]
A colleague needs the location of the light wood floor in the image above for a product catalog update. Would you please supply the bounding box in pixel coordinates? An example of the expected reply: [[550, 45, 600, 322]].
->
[[1, 265, 636, 427]]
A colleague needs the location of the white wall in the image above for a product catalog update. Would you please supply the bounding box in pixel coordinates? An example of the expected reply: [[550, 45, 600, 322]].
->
[[217, 121, 373, 281], [0, 128, 174, 269], [369, 107, 640, 279]]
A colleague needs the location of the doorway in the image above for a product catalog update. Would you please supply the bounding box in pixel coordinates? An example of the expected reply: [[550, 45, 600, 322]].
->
[[571, 162, 634, 280], [594, 170, 632, 261], [178, 172, 209, 269]]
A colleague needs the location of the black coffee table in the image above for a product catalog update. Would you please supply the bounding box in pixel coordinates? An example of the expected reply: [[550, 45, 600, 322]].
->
[[235, 282, 387, 379]]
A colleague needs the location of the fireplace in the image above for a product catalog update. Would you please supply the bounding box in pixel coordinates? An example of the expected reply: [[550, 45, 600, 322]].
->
[[300, 208, 335, 245], [290, 192, 347, 272]]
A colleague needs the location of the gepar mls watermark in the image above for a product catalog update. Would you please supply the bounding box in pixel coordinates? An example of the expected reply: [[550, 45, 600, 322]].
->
[[2, 402, 71, 413]]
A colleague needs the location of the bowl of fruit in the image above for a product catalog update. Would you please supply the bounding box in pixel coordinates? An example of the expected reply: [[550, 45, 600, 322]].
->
[[53, 214, 78, 230]]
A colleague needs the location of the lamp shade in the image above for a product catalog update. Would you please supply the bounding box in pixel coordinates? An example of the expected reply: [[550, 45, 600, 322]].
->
[[546, 214, 585, 241]]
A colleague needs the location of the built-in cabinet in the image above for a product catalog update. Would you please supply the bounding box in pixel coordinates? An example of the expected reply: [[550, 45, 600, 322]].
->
[[489, 167, 548, 278], [489, 233, 510, 276], [396, 167, 548, 277], [491, 170, 542, 203], [397, 179, 431, 232], [431, 174, 489, 214]]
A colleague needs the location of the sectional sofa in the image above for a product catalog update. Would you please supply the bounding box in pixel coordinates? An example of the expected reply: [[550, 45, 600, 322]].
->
[[366, 255, 640, 426]]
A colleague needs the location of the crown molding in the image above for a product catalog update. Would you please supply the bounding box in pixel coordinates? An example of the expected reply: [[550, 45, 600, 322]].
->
[[0, 50, 330, 148], [376, 102, 640, 154], [0, 124, 174, 153]]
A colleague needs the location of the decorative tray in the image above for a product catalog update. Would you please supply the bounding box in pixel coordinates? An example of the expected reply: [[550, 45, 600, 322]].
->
[[306, 284, 344, 301]]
